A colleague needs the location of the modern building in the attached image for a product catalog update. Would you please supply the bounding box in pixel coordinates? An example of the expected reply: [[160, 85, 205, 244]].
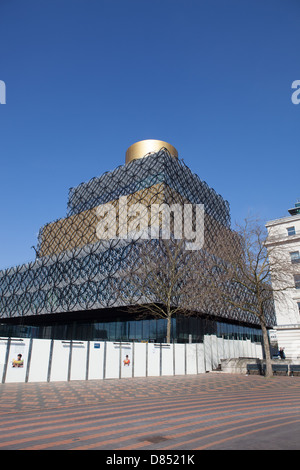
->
[[0, 140, 272, 344], [266, 201, 300, 358]]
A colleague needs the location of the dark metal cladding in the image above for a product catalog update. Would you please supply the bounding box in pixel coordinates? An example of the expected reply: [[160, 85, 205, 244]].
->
[[0, 149, 275, 328]]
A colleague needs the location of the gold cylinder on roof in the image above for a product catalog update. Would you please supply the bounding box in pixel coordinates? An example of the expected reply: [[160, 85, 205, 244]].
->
[[125, 139, 178, 165]]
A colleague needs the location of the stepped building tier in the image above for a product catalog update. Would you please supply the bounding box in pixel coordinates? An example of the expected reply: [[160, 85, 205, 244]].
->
[[0, 141, 273, 343]]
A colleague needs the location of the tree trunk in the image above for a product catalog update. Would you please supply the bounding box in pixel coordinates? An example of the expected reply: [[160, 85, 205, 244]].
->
[[261, 321, 272, 378], [166, 312, 172, 343]]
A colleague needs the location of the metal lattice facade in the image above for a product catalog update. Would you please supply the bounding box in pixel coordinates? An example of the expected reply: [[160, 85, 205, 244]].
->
[[0, 149, 274, 328]]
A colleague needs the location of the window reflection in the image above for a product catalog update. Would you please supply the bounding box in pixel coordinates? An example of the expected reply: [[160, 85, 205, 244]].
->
[[0, 315, 263, 344]]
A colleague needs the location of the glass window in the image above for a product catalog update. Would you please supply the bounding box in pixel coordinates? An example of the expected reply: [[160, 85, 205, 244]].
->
[[128, 321, 136, 341], [115, 322, 122, 341], [53, 323, 67, 340], [108, 322, 116, 341], [149, 320, 157, 341], [135, 321, 142, 340], [245, 327, 251, 341], [156, 319, 166, 342], [222, 323, 228, 338], [290, 251, 300, 263], [94, 322, 109, 340], [40, 325, 52, 339], [294, 274, 300, 289], [171, 317, 177, 342], [142, 320, 150, 341], [120, 322, 128, 341], [287, 226, 296, 236], [75, 322, 91, 340]]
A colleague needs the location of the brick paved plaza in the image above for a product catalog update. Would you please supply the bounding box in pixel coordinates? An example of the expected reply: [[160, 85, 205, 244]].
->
[[0, 373, 300, 451]]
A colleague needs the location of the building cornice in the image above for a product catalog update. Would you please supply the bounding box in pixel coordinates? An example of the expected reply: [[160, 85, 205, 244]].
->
[[265, 233, 300, 247], [266, 213, 300, 227]]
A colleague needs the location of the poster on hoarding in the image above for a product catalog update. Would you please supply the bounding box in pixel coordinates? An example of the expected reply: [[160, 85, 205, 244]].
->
[[10, 341, 27, 369]]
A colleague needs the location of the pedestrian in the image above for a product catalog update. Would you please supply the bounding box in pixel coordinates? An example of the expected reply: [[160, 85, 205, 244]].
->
[[279, 347, 286, 360]]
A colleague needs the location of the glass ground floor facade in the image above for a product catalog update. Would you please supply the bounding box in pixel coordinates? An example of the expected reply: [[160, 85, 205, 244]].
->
[[0, 307, 265, 344]]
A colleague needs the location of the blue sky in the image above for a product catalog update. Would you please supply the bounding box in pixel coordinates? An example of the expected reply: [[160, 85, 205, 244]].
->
[[0, 0, 299, 270]]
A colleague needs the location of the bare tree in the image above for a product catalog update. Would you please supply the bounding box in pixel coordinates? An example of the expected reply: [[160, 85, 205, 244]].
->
[[119, 237, 196, 343], [119, 214, 295, 377], [190, 217, 295, 378]]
